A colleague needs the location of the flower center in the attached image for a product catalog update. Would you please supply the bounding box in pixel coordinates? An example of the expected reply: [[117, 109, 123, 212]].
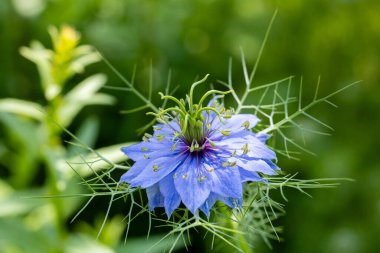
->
[[182, 113, 205, 143], [147, 74, 232, 151]]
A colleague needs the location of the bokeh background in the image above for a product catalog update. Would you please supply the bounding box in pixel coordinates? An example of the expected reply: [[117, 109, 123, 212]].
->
[[1, 0, 380, 252]]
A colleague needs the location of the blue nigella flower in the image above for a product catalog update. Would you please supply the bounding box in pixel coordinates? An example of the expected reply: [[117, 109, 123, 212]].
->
[[120, 75, 280, 217]]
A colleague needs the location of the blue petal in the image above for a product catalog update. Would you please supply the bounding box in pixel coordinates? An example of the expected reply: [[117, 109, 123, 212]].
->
[[121, 142, 148, 161], [174, 155, 212, 214], [121, 141, 166, 161], [159, 173, 182, 217], [200, 193, 242, 217], [265, 159, 281, 171], [255, 132, 271, 143], [153, 122, 181, 136], [146, 184, 164, 211], [211, 114, 260, 131], [204, 161, 242, 198], [126, 155, 185, 188], [120, 158, 151, 183], [199, 193, 218, 217], [121, 138, 185, 161], [216, 135, 277, 160], [218, 196, 242, 209], [233, 158, 278, 175], [239, 169, 264, 182], [244, 135, 277, 160]]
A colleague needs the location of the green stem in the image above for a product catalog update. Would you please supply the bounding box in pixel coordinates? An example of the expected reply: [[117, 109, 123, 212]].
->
[[42, 147, 67, 240], [212, 203, 253, 253], [230, 210, 253, 253]]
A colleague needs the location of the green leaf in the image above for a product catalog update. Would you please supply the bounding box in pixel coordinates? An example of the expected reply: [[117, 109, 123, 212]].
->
[[66, 116, 100, 158], [71, 45, 101, 73], [0, 113, 41, 187], [0, 217, 57, 253], [0, 179, 46, 217], [0, 98, 45, 120], [115, 235, 185, 253], [19, 42, 58, 100], [58, 74, 115, 127], [64, 233, 115, 253]]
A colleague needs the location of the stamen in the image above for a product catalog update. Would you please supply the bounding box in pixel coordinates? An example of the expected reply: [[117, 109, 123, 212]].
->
[[153, 125, 162, 131], [222, 161, 229, 167], [242, 120, 250, 129], [220, 129, 231, 136], [242, 143, 249, 155], [171, 140, 179, 151], [189, 143, 195, 152], [156, 134, 165, 141], [198, 175, 207, 182], [152, 165, 159, 172], [206, 138, 216, 147], [156, 118, 167, 124]]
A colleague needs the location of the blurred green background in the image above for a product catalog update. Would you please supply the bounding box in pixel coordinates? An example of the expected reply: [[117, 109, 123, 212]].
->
[[1, 0, 380, 252]]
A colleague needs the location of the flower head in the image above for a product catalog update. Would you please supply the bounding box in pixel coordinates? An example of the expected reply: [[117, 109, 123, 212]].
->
[[120, 75, 280, 217]]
